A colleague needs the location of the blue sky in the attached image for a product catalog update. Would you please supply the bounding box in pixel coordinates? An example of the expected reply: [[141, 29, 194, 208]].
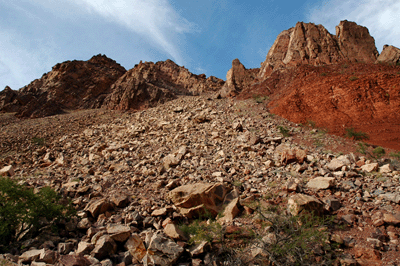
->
[[1, 0, 399, 91]]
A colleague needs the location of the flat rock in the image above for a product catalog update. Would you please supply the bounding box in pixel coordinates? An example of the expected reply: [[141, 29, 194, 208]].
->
[[306, 177, 335, 190]]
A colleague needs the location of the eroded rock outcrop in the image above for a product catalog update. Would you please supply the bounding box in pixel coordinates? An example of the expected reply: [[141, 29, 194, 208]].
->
[[218, 59, 258, 97], [259, 20, 379, 78], [376, 45, 400, 65], [103, 60, 224, 110], [0, 55, 126, 118]]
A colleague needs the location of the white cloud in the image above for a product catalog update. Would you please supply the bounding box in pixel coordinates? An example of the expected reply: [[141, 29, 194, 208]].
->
[[307, 0, 400, 52], [70, 0, 198, 65], [0, 28, 57, 90]]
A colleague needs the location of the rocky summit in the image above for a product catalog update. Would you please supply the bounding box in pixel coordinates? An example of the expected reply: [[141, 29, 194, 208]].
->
[[0, 20, 400, 266]]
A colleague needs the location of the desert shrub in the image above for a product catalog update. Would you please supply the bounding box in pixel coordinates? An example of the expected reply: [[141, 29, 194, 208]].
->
[[252, 205, 337, 266], [390, 152, 400, 160], [349, 76, 358, 81], [345, 127, 369, 141], [31, 137, 45, 146], [0, 177, 74, 251], [372, 146, 386, 158], [320, 72, 327, 76], [307, 120, 316, 128], [278, 126, 290, 137], [252, 95, 269, 104]]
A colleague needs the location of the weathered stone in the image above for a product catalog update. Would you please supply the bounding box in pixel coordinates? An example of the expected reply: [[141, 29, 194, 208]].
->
[[164, 223, 187, 240], [306, 177, 335, 190], [151, 208, 168, 216], [58, 242, 75, 255], [19, 249, 43, 264], [189, 241, 210, 256], [145, 232, 184, 266], [38, 249, 57, 264], [84, 198, 112, 218], [91, 235, 117, 260], [376, 45, 400, 65], [76, 241, 94, 256], [287, 194, 323, 216], [379, 164, 394, 173], [360, 163, 379, 173], [125, 234, 147, 262], [327, 158, 346, 171], [168, 183, 238, 219], [0, 165, 14, 176], [106, 224, 131, 242], [383, 213, 400, 225], [57, 255, 91, 266], [378, 193, 400, 204]]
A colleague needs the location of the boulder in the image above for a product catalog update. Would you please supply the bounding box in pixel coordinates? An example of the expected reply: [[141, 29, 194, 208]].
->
[[361, 163, 379, 173], [125, 234, 147, 262], [287, 194, 324, 216], [84, 198, 112, 218], [0, 165, 15, 176], [144, 232, 184, 266], [168, 183, 240, 219], [106, 224, 131, 242], [376, 45, 400, 65], [163, 223, 187, 240], [91, 235, 117, 260], [306, 177, 336, 190]]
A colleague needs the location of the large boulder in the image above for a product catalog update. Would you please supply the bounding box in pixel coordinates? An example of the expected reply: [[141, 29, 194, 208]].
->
[[376, 45, 400, 65], [168, 183, 240, 219]]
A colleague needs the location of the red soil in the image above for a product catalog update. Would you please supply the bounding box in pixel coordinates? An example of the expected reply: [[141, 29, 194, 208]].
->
[[240, 63, 400, 151]]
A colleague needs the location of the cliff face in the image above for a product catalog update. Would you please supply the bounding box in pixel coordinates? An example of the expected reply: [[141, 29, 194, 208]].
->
[[258, 20, 379, 78], [103, 60, 224, 110], [0, 55, 127, 118]]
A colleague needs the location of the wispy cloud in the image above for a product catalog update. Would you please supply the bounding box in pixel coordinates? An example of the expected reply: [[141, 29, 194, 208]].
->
[[70, 0, 198, 65], [307, 0, 400, 51]]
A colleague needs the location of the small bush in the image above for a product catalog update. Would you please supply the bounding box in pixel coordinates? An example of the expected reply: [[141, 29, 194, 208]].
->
[[349, 76, 358, 81], [252, 95, 269, 104], [31, 137, 45, 146], [390, 152, 400, 160], [345, 127, 369, 141], [0, 177, 74, 251], [320, 72, 327, 76], [372, 146, 386, 158], [278, 126, 290, 137], [307, 120, 316, 128], [252, 204, 337, 265]]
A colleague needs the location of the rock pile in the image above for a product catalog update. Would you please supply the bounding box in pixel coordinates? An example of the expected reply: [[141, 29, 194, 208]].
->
[[1, 94, 399, 265]]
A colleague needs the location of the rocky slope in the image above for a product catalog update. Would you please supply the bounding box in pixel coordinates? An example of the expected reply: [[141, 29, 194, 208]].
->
[[223, 20, 400, 151], [0, 55, 126, 118], [1, 95, 400, 266], [103, 60, 224, 110]]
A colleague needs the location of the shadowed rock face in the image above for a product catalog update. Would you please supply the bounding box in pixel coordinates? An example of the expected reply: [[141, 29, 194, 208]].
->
[[258, 20, 379, 78], [103, 60, 224, 110], [0, 54, 127, 118]]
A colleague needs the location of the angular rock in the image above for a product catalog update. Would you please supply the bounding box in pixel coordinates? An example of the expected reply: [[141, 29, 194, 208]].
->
[[106, 224, 131, 242], [91, 235, 117, 260], [361, 163, 379, 173], [84, 198, 112, 218], [306, 177, 335, 190], [76, 241, 94, 256], [383, 213, 400, 225], [19, 249, 43, 264], [125, 234, 147, 262], [287, 194, 324, 216], [379, 164, 394, 173], [57, 255, 91, 266], [168, 183, 238, 219], [164, 223, 187, 240], [145, 232, 184, 266], [0, 165, 15, 176], [376, 45, 400, 65]]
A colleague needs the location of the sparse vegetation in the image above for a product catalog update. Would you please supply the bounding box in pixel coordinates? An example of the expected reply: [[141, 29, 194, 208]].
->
[[345, 127, 369, 141], [320, 72, 327, 76], [0, 177, 74, 252], [372, 146, 386, 159], [349, 76, 358, 81], [252, 94, 269, 104], [390, 152, 400, 160], [278, 126, 291, 137], [249, 203, 337, 266], [306, 120, 316, 128], [357, 142, 368, 155], [31, 137, 45, 146]]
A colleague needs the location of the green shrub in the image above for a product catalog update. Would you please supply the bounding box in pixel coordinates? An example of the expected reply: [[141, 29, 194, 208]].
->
[[345, 127, 369, 141], [0, 177, 74, 251], [349, 76, 358, 81], [252, 95, 269, 104], [307, 120, 316, 128], [253, 205, 336, 266], [278, 126, 290, 137], [320, 72, 327, 76], [31, 137, 45, 146], [372, 146, 386, 158], [390, 152, 400, 160]]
